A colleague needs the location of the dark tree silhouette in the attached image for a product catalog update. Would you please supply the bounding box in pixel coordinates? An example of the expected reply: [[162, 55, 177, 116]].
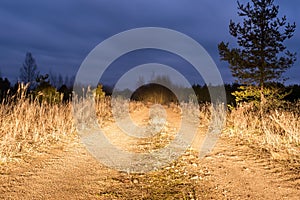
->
[[36, 74, 50, 86], [19, 52, 39, 89], [218, 0, 296, 105], [0, 77, 11, 102], [58, 84, 72, 103]]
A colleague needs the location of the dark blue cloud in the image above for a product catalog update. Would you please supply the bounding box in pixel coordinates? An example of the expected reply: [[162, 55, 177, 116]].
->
[[0, 0, 299, 85]]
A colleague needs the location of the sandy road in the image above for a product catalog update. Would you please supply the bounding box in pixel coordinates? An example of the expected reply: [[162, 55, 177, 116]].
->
[[0, 106, 299, 199]]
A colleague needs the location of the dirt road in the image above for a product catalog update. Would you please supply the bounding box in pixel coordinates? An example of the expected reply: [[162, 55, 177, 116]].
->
[[0, 106, 299, 199]]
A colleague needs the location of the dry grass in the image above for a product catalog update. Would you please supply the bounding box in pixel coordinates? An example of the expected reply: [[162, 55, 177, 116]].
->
[[1, 84, 300, 166], [225, 102, 300, 161], [0, 85, 76, 163]]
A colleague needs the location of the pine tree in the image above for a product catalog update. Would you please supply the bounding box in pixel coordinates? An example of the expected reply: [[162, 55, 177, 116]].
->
[[218, 0, 296, 107]]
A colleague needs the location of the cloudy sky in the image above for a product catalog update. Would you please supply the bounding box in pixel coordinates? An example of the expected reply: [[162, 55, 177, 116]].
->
[[0, 0, 299, 87]]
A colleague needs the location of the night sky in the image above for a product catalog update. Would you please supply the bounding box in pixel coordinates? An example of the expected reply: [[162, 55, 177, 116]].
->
[[0, 0, 299, 87]]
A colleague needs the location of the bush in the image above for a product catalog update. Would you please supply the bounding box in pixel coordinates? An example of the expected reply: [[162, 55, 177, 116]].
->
[[34, 82, 61, 104], [232, 85, 290, 111]]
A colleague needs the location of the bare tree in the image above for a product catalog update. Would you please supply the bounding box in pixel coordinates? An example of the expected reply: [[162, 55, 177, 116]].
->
[[19, 52, 39, 89]]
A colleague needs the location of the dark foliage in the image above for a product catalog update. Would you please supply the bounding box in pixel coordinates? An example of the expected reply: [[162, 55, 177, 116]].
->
[[58, 85, 73, 103], [131, 83, 178, 104], [0, 77, 11, 102]]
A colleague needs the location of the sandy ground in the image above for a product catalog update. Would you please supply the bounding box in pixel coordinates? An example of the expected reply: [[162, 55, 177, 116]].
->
[[0, 106, 299, 199]]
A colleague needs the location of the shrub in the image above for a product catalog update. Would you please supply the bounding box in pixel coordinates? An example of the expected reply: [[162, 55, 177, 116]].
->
[[232, 85, 290, 111], [34, 82, 61, 104]]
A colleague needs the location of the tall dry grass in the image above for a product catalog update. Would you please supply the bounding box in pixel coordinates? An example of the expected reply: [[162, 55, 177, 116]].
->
[[0, 85, 76, 163], [1, 84, 300, 164], [225, 102, 300, 161]]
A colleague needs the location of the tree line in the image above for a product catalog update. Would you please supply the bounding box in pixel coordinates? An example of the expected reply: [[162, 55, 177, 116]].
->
[[0, 52, 74, 103], [1, 70, 300, 105]]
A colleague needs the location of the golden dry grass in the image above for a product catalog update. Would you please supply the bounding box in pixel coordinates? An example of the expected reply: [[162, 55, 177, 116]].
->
[[0, 85, 299, 165], [0, 85, 76, 163], [225, 102, 300, 161]]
